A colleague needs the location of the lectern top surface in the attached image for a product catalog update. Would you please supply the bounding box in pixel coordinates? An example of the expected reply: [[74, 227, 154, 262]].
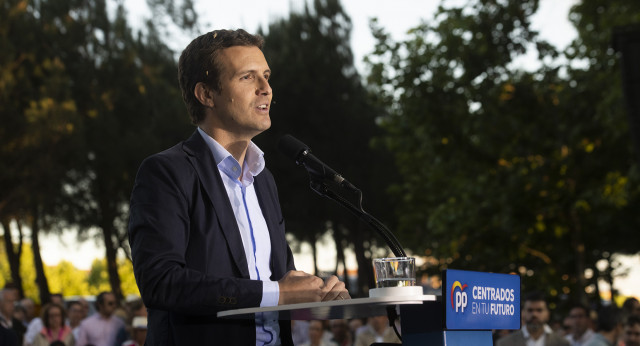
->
[[217, 294, 437, 321]]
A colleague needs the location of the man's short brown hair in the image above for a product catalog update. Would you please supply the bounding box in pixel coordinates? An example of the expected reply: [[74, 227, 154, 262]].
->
[[178, 29, 264, 124]]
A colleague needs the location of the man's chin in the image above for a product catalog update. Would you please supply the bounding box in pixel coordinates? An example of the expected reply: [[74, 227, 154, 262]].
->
[[526, 322, 543, 333]]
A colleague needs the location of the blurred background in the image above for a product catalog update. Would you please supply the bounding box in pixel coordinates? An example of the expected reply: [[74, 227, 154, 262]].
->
[[1, 0, 639, 319]]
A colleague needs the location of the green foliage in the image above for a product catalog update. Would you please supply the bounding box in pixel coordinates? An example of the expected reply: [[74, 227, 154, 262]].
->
[[1, 0, 193, 298], [0, 240, 138, 301], [366, 0, 640, 305]]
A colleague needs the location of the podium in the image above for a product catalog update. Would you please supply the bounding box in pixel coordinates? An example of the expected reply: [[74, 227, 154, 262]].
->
[[218, 270, 520, 346]]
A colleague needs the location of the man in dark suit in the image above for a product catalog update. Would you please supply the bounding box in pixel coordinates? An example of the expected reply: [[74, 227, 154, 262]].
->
[[0, 287, 25, 346], [128, 29, 349, 345], [496, 291, 569, 346]]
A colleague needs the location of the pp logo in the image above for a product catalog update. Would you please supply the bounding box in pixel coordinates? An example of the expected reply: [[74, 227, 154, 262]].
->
[[450, 281, 468, 313]]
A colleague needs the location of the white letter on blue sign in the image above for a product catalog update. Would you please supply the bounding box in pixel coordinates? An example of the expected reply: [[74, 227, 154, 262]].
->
[[455, 291, 468, 312]]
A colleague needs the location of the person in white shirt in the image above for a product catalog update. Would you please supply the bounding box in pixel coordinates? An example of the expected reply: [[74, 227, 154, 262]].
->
[[496, 291, 569, 346]]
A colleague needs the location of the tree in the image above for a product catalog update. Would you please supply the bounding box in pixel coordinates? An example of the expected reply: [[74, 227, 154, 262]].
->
[[59, 1, 193, 300], [366, 0, 640, 307], [1, 0, 194, 301], [1, 0, 86, 301]]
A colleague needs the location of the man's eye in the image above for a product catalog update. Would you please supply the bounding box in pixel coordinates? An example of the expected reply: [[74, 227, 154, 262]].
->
[[241, 74, 252, 80]]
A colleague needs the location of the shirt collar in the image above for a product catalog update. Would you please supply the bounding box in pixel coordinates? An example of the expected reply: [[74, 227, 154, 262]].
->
[[197, 128, 265, 184]]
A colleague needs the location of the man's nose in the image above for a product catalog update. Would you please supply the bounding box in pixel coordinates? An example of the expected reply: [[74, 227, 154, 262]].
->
[[256, 77, 271, 95]]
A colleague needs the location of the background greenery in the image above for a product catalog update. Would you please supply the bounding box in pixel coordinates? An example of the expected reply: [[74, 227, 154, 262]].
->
[[1, 0, 639, 313]]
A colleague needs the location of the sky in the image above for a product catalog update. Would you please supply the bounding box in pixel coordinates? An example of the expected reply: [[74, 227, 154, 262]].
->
[[36, 0, 640, 298]]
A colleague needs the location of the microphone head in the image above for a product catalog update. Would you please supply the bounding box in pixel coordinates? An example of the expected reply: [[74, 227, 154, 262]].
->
[[277, 134, 309, 165]]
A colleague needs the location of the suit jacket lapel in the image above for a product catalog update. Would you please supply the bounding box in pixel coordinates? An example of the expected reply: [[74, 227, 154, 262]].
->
[[182, 131, 250, 279]]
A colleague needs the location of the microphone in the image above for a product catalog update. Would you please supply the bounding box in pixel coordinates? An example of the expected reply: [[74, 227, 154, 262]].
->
[[277, 134, 357, 191]]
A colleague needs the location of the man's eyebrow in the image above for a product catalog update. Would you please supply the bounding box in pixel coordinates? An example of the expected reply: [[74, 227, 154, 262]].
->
[[235, 68, 271, 76]]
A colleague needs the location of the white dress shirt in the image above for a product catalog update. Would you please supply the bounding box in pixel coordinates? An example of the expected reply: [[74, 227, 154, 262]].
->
[[198, 128, 281, 346]]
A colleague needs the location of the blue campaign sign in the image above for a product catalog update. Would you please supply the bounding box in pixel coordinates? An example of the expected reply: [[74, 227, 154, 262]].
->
[[444, 269, 521, 330]]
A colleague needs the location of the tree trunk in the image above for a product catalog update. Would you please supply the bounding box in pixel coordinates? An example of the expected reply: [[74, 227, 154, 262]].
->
[[570, 210, 588, 305], [333, 224, 350, 292], [1, 218, 24, 297], [102, 223, 123, 301], [607, 257, 616, 304], [31, 206, 51, 304], [349, 221, 373, 298]]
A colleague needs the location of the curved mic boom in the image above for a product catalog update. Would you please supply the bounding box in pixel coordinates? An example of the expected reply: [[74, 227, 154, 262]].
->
[[277, 134, 407, 258]]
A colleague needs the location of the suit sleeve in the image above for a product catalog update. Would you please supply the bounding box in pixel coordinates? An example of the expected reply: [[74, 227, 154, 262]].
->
[[128, 152, 263, 315]]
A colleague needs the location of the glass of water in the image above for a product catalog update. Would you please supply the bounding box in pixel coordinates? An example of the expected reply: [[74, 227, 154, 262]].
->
[[373, 257, 416, 288]]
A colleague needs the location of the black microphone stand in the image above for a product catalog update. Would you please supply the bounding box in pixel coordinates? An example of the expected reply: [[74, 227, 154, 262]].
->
[[308, 178, 407, 258], [308, 177, 408, 341]]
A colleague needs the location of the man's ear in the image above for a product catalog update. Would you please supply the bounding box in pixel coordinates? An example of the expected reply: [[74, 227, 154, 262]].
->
[[194, 82, 215, 108]]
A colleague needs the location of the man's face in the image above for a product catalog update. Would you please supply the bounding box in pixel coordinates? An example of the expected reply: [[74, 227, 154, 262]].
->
[[625, 323, 640, 346], [568, 307, 590, 336], [523, 300, 549, 332], [100, 293, 117, 316], [79, 298, 90, 318], [21, 298, 35, 319], [48, 306, 63, 329], [330, 319, 349, 341], [308, 320, 324, 343], [0, 289, 18, 318], [133, 328, 148, 344], [210, 45, 272, 141], [68, 304, 84, 325]]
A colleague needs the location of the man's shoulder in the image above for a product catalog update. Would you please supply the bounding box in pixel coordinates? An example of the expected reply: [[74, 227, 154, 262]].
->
[[79, 313, 101, 326], [583, 333, 611, 346], [547, 331, 571, 346], [496, 330, 524, 346]]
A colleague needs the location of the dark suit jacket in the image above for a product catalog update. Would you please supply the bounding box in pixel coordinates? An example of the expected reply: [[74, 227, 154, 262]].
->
[[496, 329, 569, 346], [0, 324, 18, 346], [128, 131, 296, 345]]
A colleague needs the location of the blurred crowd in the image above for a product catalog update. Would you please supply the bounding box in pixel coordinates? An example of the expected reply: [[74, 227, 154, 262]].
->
[[288, 292, 640, 346], [0, 284, 147, 346], [1, 281, 639, 346], [493, 292, 640, 346]]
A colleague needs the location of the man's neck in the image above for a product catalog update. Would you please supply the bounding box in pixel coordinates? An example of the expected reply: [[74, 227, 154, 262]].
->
[[527, 325, 545, 340], [199, 126, 251, 168], [0, 313, 12, 327], [600, 330, 617, 344], [572, 330, 586, 340]]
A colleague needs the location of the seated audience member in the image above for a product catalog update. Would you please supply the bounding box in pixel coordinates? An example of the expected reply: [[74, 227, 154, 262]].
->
[[114, 299, 147, 346], [496, 291, 568, 346], [121, 316, 147, 346], [300, 320, 337, 346], [12, 304, 27, 328], [25, 293, 65, 345], [19, 299, 36, 327], [31, 303, 74, 346], [291, 320, 311, 345], [66, 301, 84, 341], [584, 305, 622, 346], [329, 319, 352, 346], [76, 292, 124, 346], [623, 298, 640, 321], [565, 303, 595, 345], [354, 316, 401, 346], [0, 286, 26, 346], [623, 315, 640, 346]]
